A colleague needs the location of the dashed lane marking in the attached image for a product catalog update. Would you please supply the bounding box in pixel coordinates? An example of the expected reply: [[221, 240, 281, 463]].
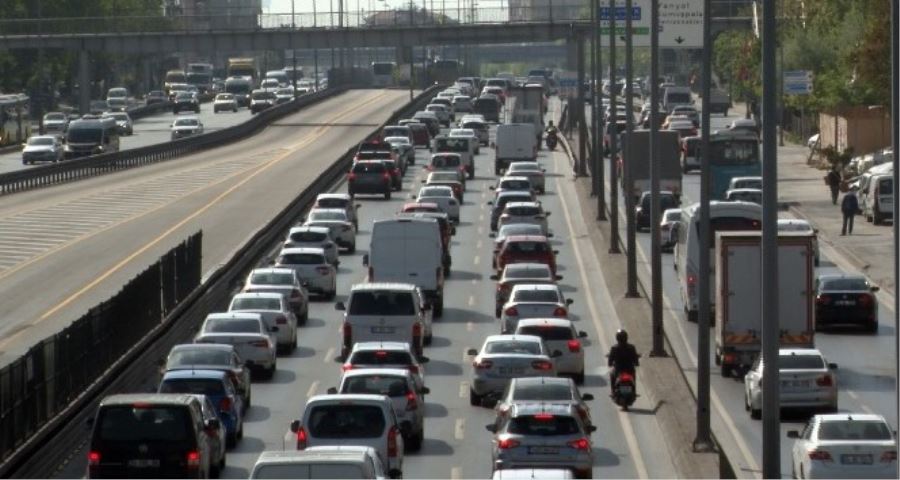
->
[[454, 418, 466, 441], [323, 347, 335, 364], [306, 380, 319, 398]]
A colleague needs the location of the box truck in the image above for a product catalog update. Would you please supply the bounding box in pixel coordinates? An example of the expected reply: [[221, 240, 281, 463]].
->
[[623, 129, 682, 202]]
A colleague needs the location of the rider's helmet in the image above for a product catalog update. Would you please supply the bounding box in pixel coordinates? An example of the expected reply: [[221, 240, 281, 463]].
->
[[615, 329, 628, 344], [548, 120, 554, 127]]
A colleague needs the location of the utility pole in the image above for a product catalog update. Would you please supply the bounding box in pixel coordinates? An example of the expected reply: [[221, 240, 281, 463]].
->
[[694, 0, 713, 452], [590, 0, 598, 196], [595, 0, 606, 220], [607, 0, 620, 252], [291, 0, 298, 98], [624, 0, 638, 297], [648, 0, 666, 357], [760, 0, 780, 477], [892, 6, 900, 471]]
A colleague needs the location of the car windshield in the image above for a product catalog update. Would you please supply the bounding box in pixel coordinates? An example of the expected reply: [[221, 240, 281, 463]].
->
[[352, 162, 386, 174], [204, 318, 261, 333], [506, 206, 540, 216], [779, 354, 825, 370], [430, 172, 459, 182], [28, 137, 55, 146], [278, 253, 325, 265], [97, 406, 191, 442], [421, 188, 451, 197], [250, 272, 294, 286], [734, 179, 762, 189], [817, 420, 893, 441], [500, 180, 531, 190], [167, 349, 232, 368], [159, 378, 226, 396], [431, 156, 461, 167], [216, 94, 234, 100], [385, 137, 410, 145], [507, 415, 580, 436], [505, 266, 551, 279], [174, 119, 199, 127], [176, 93, 193, 100], [519, 326, 574, 341], [507, 241, 549, 254], [820, 277, 869, 291], [291, 231, 328, 242], [231, 297, 281, 311], [316, 198, 349, 209], [485, 341, 541, 355], [512, 383, 574, 401], [513, 289, 560, 302], [350, 350, 413, 365], [307, 405, 385, 438], [45, 113, 65, 121], [342, 375, 409, 397], [67, 128, 101, 143], [348, 291, 416, 315], [309, 211, 347, 221]]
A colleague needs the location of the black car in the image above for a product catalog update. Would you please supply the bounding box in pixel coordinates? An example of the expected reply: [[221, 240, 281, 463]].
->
[[635, 191, 679, 231], [473, 95, 501, 123], [146, 90, 167, 105], [814, 274, 880, 333], [347, 160, 392, 199], [173, 92, 200, 114]]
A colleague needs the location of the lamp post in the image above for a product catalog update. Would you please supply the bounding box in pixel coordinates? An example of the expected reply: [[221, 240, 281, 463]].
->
[[291, 0, 297, 98]]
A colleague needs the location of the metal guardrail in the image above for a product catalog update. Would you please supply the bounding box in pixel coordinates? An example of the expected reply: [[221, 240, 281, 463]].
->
[[0, 84, 441, 479], [0, 88, 345, 196]]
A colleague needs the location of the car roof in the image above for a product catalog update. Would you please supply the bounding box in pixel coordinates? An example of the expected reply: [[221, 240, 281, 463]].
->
[[503, 263, 552, 272], [512, 376, 574, 388], [350, 282, 417, 292], [352, 341, 413, 352], [497, 190, 534, 198], [254, 449, 371, 465], [232, 291, 284, 300], [341, 368, 413, 379], [162, 369, 227, 380], [309, 208, 347, 214], [100, 393, 199, 407], [727, 188, 762, 194], [170, 343, 235, 353], [249, 267, 295, 276], [485, 334, 543, 344], [279, 247, 327, 255], [290, 225, 331, 234], [504, 235, 550, 242], [731, 176, 762, 182], [511, 283, 559, 291], [316, 193, 352, 201], [516, 318, 573, 328], [814, 413, 888, 423], [306, 393, 392, 405], [206, 312, 262, 321], [420, 185, 454, 193], [817, 273, 868, 282]]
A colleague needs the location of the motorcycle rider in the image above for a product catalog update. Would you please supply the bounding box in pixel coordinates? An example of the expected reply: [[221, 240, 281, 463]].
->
[[545, 121, 559, 139], [607, 329, 640, 396]]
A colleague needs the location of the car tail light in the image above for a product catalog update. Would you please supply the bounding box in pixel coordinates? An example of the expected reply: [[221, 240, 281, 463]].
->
[[858, 294, 873, 307], [807, 449, 832, 462], [394, 168, 401, 175], [497, 438, 520, 449], [87, 451, 101, 466], [532, 360, 554, 371], [405, 391, 418, 411], [880, 450, 897, 462], [347, 172, 357, 181], [568, 437, 591, 451], [816, 374, 833, 387], [342, 323, 352, 349], [296, 426, 308, 449], [567, 340, 582, 353], [553, 307, 568, 317], [407, 364, 419, 374], [387, 426, 399, 457], [251, 340, 269, 348], [219, 397, 232, 411], [341, 364, 354, 371], [474, 359, 493, 369], [316, 266, 330, 276], [275, 315, 287, 325], [815, 295, 831, 306], [504, 306, 519, 316], [687, 274, 696, 286], [186, 450, 201, 468]]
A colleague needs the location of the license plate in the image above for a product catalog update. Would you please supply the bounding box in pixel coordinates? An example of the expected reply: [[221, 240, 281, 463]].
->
[[782, 380, 809, 388], [127, 459, 160, 468], [835, 300, 856, 306], [529, 446, 559, 455], [499, 367, 525, 375], [619, 385, 633, 394], [841, 454, 873, 465], [370, 326, 396, 334]]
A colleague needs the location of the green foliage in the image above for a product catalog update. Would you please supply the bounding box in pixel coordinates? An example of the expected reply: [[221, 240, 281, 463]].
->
[[713, 30, 760, 103]]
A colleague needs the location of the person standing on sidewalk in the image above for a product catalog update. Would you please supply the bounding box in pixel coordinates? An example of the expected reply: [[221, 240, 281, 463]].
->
[[826, 167, 842, 205], [841, 188, 860, 235]]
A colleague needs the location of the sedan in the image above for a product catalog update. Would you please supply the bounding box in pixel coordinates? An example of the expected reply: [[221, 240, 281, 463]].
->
[[787, 413, 897, 479], [195, 312, 277, 379], [779, 218, 820, 266], [274, 247, 337, 300], [171, 117, 204, 140], [101, 111, 133, 136], [21, 135, 63, 164], [514, 318, 588, 383], [214, 93, 239, 113], [497, 202, 550, 237], [490, 263, 561, 318], [162, 343, 252, 410], [744, 348, 838, 419], [284, 225, 339, 265], [425, 170, 466, 191], [490, 176, 535, 199], [494, 377, 594, 430], [242, 267, 309, 320], [814, 274, 880, 332], [467, 334, 559, 406], [491, 224, 548, 269], [228, 292, 298, 354], [415, 185, 460, 223], [42, 112, 69, 134], [506, 162, 547, 194], [313, 193, 360, 230], [499, 283, 572, 334], [303, 208, 357, 253]]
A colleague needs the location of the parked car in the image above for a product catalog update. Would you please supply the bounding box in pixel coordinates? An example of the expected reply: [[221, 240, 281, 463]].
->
[[787, 413, 897, 479]]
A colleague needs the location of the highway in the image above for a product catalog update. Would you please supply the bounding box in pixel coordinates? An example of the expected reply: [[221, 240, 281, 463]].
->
[[0, 103, 252, 175]]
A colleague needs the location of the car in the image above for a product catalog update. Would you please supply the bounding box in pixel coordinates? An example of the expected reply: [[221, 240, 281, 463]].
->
[[635, 191, 679, 231], [101, 111, 133, 135], [106, 97, 127, 112], [336, 283, 427, 359], [728, 118, 760, 139], [157, 369, 245, 447], [395, 211, 454, 275], [449, 128, 481, 154], [303, 208, 357, 252], [427, 153, 467, 182], [412, 111, 441, 136], [399, 202, 441, 215], [494, 377, 594, 430], [213, 93, 239, 112], [173, 91, 200, 113], [275, 87, 295, 104], [290, 394, 404, 476], [660, 208, 682, 252], [489, 191, 538, 231], [680, 136, 701, 173], [250, 447, 392, 479], [497, 202, 550, 237], [491, 468, 576, 479], [228, 292, 299, 353], [467, 335, 560, 406], [452, 95, 474, 114], [384, 136, 415, 169], [486, 403, 595, 478], [814, 274, 880, 332], [162, 343, 252, 411], [21, 135, 63, 164], [425, 104, 452, 125], [382, 125, 414, 144], [86, 394, 217, 479], [397, 121, 431, 150], [499, 283, 572, 333], [314, 193, 361, 230], [193, 394, 228, 476], [329, 368, 429, 452], [342, 342, 427, 392], [195, 312, 278, 379], [414, 185, 460, 223], [242, 267, 310, 320], [146, 90, 168, 105], [42, 111, 69, 134], [495, 235, 558, 276], [170, 116, 204, 140], [728, 176, 763, 190], [670, 105, 700, 126], [89, 99, 110, 115], [284, 225, 340, 266], [725, 188, 762, 205], [787, 413, 897, 479], [274, 247, 338, 299], [778, 218, 820, 266], [744, 348, 839, 419], [506, 162, 547, 194], [514, 318, 588, 383], [490, 262, 560, 317], [490, 176, 535, 199], [666, 120, 698, 139], [422, 172, 464, 202], [250, 89, 277, 114], [348, 160, 393, 200]]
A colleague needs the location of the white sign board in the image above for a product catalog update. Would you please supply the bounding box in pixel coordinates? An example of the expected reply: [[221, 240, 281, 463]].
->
[[597, 0, 704, 48]]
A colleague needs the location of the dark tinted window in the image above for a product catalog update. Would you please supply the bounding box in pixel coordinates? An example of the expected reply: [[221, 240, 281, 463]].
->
[[507, 415, 580, 435], [505, 266, 551, 279], [779, 355, 825, 370], [500, 180, 531, 190], [666, 92, 692, 104], [512, 383, 574, 401], [462, 122, 485, 130], [231, 297, 282, 311], [348, 291, 416, 315], [97, 405, 192, 442], [342, 375, 409, 397], [506, 241, 550, 254], [431, 156, 461, 168], [506, 206, 541, 216], [291, 231, 328, 243], [205, 318, 261, 333], [820, 278, 869, 292], [513, 289, 560, 303], [435, 138, 469, 152], [352, 162, 386, 174], [349, 350, 413, 365], [167, 349, 232, 368], [817, 421, 892, 441], [250, 272, 294, 285], [316, 198, 349, 209], [358, 151, 392, 160], [485, 341, 541, 355], [278, 253, 325, 265], [308, 405, 386, 438], [519, 326, 574, 341], [159, 379, 226, 396], [878, 178, 893, 195]]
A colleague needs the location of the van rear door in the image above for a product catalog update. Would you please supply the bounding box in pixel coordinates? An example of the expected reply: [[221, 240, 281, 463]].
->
[[370, 220, 442, 290]]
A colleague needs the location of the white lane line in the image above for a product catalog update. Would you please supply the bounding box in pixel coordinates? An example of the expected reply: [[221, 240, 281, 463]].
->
[[459, 382, 469, 398], [468, 295, 475, 307], [324, 347, 335, 363], [479, 213, 485, 222], [846, 391, 876, 414], [477, 226, 484, 235], [467, 321, 474, 332], [476, 240, 483, 249], [451, 467, 462, 479], [306, 380, 320, 399], [454, 418, 466, 441], [473, 255, 481, 266]]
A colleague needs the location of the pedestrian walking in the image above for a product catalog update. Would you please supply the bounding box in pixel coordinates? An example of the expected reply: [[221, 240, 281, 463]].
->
[[825, 167, 842, 205], [841, 188, 860, 235]]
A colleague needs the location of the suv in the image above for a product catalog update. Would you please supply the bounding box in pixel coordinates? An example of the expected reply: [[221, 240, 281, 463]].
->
[[348, 161, 393, 200], [336, 283, 427, 360], [514, 318, 588, 384], [314, 193, 360, 229], [87, 394, 216, 479], [173, 92, 200, 114], [290, 394, 404, 477]]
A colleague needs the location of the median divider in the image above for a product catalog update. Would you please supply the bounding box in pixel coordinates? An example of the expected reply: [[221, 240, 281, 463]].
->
[[0, 84, 440, 479]]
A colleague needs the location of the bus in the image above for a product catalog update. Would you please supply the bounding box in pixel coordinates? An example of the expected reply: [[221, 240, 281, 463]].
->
[[706, 130, 761, 199], [674, 201, 761, 322], [0, 94, 31, 147], [429, 60, 461, 84], [372, 62, 397, 87]]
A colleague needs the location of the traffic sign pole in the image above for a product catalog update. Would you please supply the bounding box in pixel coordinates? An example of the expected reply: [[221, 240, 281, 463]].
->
[[608, 0, 620, 250], [624, 0, 639, 298], [649, 0, 666, 358]]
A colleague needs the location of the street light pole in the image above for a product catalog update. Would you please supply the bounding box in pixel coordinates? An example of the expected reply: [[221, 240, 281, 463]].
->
[[624, 0, 638, 297], [291, 0, 298, 98], [648, 0, 666, 357], [607, 0, 620, 252], [589, 0, 598, 196], [595, 0, 606, 220]]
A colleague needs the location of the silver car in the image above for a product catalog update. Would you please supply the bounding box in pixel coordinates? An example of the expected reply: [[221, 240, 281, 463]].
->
[[303, 208, 357, 253], [490, 263, 561, 318], [213, 93, 239, 113], [314, 193, 360, 230], [274, 247, 337, 299], [467, 335, 560, 406], [449, 128, 481, 154], [171, 116, 204, 139], [163, 344, 253, 410], [242, 267, 309, 321], [486, 403, 595, 478], [42, 112, 69, 134], [514, 318, 588, 383], [194, 313, 278, 378], [21, 135, 63, 164], [500, 284, 573, 334], [490, 176, 535, 199], [284, 225, 340, 265], [427, 153, 467, 182], [228, 292, 298, 354], [497, 202, 550, 236], [494, 377, 594, 431], [744, 348, 838, 419], [342, 342, 427, 393], [415, 185, 460, 223], [506, 162, 547, 194], [384, 136, 415, 170]]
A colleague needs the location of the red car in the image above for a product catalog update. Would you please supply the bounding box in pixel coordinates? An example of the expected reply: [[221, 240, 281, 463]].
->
[[400, 202, 441, 215], [495, 235, 557, 275]]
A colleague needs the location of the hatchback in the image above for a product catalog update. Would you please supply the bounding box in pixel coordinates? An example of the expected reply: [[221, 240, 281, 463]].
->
[[348, 161, 393, 200], [490, 263, 561, 318], [303, 208, 357, 252], [467, 335, 560, 406], [314, 193, 360, 230], [275, 247, 338, 300], [158, 370, 244, 447], [242, 267, 309, 320], [494, 377, 594, 430], [491, 176, 535, 199], [195, 313, 278, 378], [342, 342, 427, 392], [228, 292, 299, 353], [787, 413, 897, 479], [497, 202, 550, 236], [415, 185, 460, 223], [427, 153, 467, 182], [744, 348, 838, 419], [814, 274, 880, 332], [284, 225, 340, 266], [506, 162, 547, 194], [489, 191, 539, 231], [514, 319, 588, 383], [423, 174, 464, 202], [499, 284, 572, 334]]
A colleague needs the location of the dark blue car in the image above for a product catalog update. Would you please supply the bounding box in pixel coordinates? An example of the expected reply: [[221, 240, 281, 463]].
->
[[158, 369, 245, 446]]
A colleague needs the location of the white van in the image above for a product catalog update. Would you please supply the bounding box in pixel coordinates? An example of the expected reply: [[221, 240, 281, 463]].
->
[[863, 173, 893, 225], [366, 218, 445, 316], [494, 123, 537, 175], [336, 283, 427, 359], [663, 86, 693, 113]]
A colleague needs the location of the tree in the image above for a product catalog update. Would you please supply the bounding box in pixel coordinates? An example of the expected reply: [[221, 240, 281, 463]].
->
[[713, 30, 760, 105]]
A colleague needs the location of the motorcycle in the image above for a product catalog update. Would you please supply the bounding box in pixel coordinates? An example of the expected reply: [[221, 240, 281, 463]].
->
[[611, 370, 638, 410], [545, 132, 558, 150]]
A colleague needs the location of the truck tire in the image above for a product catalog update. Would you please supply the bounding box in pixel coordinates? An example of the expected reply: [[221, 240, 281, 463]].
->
[[495, 165, 502, 175], [720, 364, 731, 378], [433, 297, 444, 318], [873, 209, 882, 225]]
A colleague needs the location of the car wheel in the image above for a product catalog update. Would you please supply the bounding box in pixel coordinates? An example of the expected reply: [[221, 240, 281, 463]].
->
[[868, 320, 879, 333], [424, 333, 432, 346], [406, 428, 424, 452], [873, 210, 883, 225], [469, 388, 482, 406], [573, 371, 585, 385], [750, 403, 761, 420], [226, 431, 237, 448], [385, 191, 392, 200], [348, 242, 356, 254], [265, 363, 276, 380], [433, 298, 444, 318], [720, 363, 730, 378]]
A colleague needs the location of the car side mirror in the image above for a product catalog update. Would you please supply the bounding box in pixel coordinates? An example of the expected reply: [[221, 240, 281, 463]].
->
[[466, 348, 478, 356], [270, 326, 279, 333], [362, 254, 369, 266], [566, 299, 574, 306], [588, 425, 597, 433], [828, 363, 838, 370], [545, 212, 551, 216], [553, 250, 560, 255], [335, 301, 346, 311], [786, 430, 800, 439], [326, 387, 338, 394], [578, 331, 588, 338], [555, 275, 563, 281], [551, 350, 563, 358], [582, 393, 594, 401], [289, 420, 301, 433], [419, 356, 430, 364], [489, 185, 495, 190], [489, 232, 496, 238], [871, 286, 880, 292], [489, 274, 499, 280], [486, 201, 493, 205], [205, 418, 221, 431], [485, 424, 497, 433], [421, 387, 431, 395]]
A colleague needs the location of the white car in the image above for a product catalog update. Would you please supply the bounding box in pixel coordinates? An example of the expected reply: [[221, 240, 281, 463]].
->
[[467, 334, 559, 406], [284, 225, 340, 265], [500, 283, 572, 334], [228, 292, 298, 354], [506, 162, 547, 194], [313, 193, 360, 230], [213, 93, 238, 112], [448, 128, 480, 154], [728, 176, 763, 191], [342, 342, 427, 393], [415, 185, 460, 223], [303, 208, 357, 253], [242, 267, 310, 321], [744, 348, 838, 419], [250, 447, 390, 479], [195, 312, 277, 378], [274, 247, 338, 299], [513, 318, 588, 384], [660, 208, 681, 252], [787, 413, 897, 479], [497, 201, 550, 236], [725, 188, 762, 205], [171, 116, 204, 140], [490, 176, 535, 199]]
